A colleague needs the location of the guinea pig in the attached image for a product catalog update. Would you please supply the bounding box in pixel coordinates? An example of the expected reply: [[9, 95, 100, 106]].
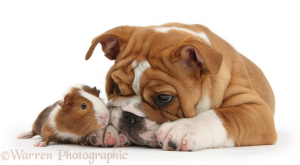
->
[[17, 85, 109, 147]]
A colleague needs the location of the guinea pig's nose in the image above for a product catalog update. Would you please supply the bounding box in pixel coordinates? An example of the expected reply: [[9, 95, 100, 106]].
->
[[99, 114, 108, 122], [123, 111, 143, 125]]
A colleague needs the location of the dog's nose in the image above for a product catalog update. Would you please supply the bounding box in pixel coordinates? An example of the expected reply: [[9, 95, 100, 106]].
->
[[123, 111, 143, 125]]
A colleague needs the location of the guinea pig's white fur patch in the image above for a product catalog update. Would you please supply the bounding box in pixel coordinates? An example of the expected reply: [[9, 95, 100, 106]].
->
[[79, 88, 108, 125], [48, 104, 61, 129]]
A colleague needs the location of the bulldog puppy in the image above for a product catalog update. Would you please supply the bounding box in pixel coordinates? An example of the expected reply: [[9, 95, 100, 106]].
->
[[85, 23, 277, 151]]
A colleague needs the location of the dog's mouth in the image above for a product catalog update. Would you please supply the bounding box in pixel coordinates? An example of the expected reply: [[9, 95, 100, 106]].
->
[[124, 131, 148, 146], [126, 133, 160, 147], [109, 106, 160, 147], [123, 121, 160, 147]]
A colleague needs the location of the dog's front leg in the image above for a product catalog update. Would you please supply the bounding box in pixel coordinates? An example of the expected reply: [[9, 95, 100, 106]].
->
[[84, 125, 131, 147], [156, 101, 277, 151]]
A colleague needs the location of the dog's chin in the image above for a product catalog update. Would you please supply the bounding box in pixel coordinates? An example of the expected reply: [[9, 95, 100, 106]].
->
[[112, 120, 160, 147], [124, 132, 160, 147]]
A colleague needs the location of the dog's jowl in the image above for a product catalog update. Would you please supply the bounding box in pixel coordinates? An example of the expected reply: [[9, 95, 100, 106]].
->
[[85, 23, 277, 151]]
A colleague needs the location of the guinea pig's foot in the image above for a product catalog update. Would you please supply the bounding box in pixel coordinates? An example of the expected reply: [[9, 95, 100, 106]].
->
[[33, 141, 47, 147], [80, 138, 90, 146], [119, 132, 131, 147], [80, 142, 88, 146], [104, 125, 119, 147], [17, 131, 34, 139]]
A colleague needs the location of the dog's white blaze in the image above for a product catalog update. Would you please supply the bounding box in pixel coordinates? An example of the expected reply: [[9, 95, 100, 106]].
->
[[154, 27, 211, 44], [132, 60, 151, 95], [127, 60, 151, 117], [195, 95, 211, 114]]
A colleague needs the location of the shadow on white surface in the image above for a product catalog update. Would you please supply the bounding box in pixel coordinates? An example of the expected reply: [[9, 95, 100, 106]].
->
[[1, 126, 297, 165]]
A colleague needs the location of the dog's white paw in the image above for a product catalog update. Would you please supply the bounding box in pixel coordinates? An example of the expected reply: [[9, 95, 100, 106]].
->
[[156, 119, 196, 151], [104, 125, 120, 147], [119, 132, 132, 147], [87, 125, 131, 147], [87, 127, 106, 147], [156, 110, 233, 151]]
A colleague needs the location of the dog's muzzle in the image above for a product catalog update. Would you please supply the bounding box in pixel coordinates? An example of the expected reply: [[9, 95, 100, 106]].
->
[[108, 98, 160, 147]]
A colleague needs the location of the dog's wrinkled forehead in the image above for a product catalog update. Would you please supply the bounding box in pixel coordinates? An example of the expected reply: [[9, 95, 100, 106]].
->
[[107, 60, 150, 117], [109, 59, 150, 95]]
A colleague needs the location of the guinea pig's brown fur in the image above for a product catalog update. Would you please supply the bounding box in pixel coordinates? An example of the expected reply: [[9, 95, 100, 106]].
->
[[17, 85, 109, 147]]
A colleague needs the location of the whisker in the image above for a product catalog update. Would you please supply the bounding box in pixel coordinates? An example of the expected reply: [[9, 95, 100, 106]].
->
[[72, 115, 95, 130], [78, 122, 93, 136], [75, 115, 94, 123], [74, 114, 94, 122], [96, 78, 105, 85], [85, 122, 96, 135], [72, 118, 91, 132]]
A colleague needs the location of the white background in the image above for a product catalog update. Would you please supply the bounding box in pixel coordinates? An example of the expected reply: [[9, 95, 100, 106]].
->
[[0, 0, 300, 164]]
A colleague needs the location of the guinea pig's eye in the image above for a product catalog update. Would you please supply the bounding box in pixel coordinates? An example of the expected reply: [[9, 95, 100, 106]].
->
[[113, 82, 121, 95], [81, 103, 87, 110], [154, 94, 174, 107]]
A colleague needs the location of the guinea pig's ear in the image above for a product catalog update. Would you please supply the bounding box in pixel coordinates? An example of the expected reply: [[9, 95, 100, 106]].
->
[[92, 86, 100, 97], [59, 94, 73, 107], [82, 85, 100, 98], [85, 26, 136, 60], [175, 39, 223, 75], [57, 101, 64, 107]]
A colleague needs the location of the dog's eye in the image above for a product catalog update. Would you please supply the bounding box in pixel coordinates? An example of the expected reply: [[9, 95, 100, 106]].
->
[[154, 94, 174, 107], [158, 95, 172, 102], [113, 82, 121, 95], [81, 103, 87, 110]]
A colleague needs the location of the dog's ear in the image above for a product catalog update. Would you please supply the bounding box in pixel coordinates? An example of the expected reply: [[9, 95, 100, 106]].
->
[[85, 26, 136, 60], [176, 39, 223, 75]]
